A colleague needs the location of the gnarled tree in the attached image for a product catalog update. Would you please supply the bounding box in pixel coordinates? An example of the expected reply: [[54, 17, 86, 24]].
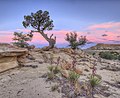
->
[[22, 10, 56, 48], [65, 32, 87, 49]]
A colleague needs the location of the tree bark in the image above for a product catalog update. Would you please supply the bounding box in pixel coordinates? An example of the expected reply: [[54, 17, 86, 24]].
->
[[32, 30, 56, 48]]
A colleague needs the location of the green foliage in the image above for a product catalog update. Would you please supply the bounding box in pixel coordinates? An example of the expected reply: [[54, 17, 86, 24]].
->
[[89, 75, 101, 88], [68, 71, 80, 83], [22, 10, 56, 48], [48, 66, 60, 74], [65, 32, 87, 49], [47, 66, 60, 80], [23, 10, 54, 32], [12, 32, 33, 48], [47, 72, 55, 80], [99, 51, 120, 60], [48, 66, 54, 72]]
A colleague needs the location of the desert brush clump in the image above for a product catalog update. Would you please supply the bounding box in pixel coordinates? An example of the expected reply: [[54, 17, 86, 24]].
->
[[47, 72, 55, 80], [65, 32, 87, 49], [47, 66, 60, 80], [68, 70, 80, 83], [48, 65, 60, 74], [88, 65, 102, 97], [89, 75, 101, 88], [99, 51, 120, 60], [13, 32, 33, 48]]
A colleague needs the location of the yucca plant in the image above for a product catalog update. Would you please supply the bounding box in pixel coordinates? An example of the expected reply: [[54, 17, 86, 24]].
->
[[89, 75, 101, 98], [89, 75, 101, 88], [68, 71, 80, 83]]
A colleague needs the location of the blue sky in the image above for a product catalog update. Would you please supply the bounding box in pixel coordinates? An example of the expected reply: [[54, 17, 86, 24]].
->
[[0, 0, 120, 47], [0, 0, 120, 31]]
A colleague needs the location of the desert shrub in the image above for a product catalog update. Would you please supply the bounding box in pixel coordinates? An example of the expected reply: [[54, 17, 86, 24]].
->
[[48, 66, 54, 72], [99, 51, 120, 60], [65, 32, 87, 49], [48, 66, 60, 74], [89, 75, 101, 88], [13, 32, 33, 48], [47, 66, 61, 80], [118, 55, 120, 60], [68, 71, 80, 83], [47, 72, 55, 80]]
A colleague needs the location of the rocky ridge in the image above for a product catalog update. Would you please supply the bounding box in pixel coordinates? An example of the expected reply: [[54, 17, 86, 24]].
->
[[89, 43, 120, 50]]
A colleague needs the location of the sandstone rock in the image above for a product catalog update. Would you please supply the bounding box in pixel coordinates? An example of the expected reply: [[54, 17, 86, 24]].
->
[[0, 56, 18, 72], [0, 43, 28, 72]]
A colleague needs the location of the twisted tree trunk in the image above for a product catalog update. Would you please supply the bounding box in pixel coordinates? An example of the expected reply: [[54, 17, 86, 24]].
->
[[32, 30, 56, 48]]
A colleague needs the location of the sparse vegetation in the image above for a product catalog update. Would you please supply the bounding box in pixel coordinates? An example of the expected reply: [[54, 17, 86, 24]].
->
[[99, 51, 120, 60], [89, 75, 101, 88], [65, 32, 87, 49], [12, 32, 33, 48], [68, 71, 80, 83], [48, 65, 60, 74], [47, 72, 55, 80]]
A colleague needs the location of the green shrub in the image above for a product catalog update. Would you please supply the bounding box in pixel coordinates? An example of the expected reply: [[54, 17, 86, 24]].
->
[[99, 51, 120, 60], [89, 75, 101, 88], [47, 72, 55, 80], [48, 66, 60, 74], [68, 71, 80, 83], [65, 32, 87, 49], [13, 32, 33, 48]]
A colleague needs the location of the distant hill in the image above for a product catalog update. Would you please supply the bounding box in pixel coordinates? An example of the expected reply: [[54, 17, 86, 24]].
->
[[88, 43, 120, 50]]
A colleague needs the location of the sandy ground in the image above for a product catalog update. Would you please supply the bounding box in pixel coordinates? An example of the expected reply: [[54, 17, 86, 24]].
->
[[0, 65, 61, 98], [0, 49, 120, 98]]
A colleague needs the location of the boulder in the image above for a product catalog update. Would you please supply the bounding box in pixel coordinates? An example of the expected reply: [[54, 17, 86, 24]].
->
[[0, 43, 28, 72]]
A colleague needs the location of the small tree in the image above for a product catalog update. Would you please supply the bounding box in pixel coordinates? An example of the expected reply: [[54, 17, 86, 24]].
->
[[13, 32, 33, 48], [65, 32, 87, 49], [22, 10, 56, 48]]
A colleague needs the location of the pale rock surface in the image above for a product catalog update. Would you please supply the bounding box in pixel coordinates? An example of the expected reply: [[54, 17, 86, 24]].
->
[[0, 43, 28, 72]]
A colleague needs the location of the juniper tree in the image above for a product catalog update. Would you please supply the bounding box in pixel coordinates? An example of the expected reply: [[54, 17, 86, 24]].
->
[[13, 32, 33, 48], [22, 10, 56, 48], [65, 32, 87, 49]]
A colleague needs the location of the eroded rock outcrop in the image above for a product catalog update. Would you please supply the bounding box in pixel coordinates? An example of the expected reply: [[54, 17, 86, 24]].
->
[[0, 43, 28, 72], [89, 43, 120, 50]]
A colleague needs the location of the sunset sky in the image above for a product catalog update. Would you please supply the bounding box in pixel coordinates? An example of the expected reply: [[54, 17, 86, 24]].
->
[[0, 0, 120, 48]]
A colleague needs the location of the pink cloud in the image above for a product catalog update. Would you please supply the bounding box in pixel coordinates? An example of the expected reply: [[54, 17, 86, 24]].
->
[[0, 31, 14, 43], [88, 22, 120, 30], [0, 21, 120, 46], [86, 22, 120, 43]]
